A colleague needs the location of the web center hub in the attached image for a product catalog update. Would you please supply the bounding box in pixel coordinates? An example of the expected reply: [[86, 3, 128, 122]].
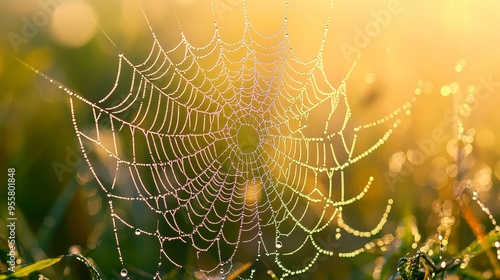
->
[[236, 125, 260, 153]]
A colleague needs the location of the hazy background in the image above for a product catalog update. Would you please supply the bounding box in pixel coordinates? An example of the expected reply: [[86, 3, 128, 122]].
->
[[1, 0, 500, 278]]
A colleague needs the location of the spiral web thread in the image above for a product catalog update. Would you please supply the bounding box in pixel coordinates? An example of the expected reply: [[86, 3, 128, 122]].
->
[[59, 0, 421, 279]]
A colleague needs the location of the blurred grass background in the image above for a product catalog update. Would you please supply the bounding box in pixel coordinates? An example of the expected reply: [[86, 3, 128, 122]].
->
[[0, 0, 500, 279]]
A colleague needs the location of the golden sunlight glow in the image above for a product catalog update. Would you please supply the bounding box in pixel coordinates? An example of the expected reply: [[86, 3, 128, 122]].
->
[[365, 73, 376, 84], [3, 0, 500, 278], [245, 179, 263, 205], [440, 86, 451, 97], [455, 58, 466, 72], [50, 0, 97, 47], [476, 129, 495, 148], [389, 151, 406, 173]]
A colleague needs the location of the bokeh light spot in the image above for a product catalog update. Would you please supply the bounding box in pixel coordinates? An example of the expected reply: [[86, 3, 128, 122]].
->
[[50, 0, 97, 48]]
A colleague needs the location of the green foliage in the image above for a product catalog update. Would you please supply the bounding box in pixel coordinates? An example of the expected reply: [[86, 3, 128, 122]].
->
[[0, 257, 61, 280], [387, 228, 500, 279], [0, 254, 101, 280], [458, 229, 500, 259]]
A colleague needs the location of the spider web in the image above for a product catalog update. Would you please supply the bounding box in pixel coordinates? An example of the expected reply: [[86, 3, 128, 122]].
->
[[61, 0, 418, 278]]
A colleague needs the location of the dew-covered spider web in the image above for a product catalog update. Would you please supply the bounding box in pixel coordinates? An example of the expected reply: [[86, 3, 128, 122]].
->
[[54, 0, 421, 278]]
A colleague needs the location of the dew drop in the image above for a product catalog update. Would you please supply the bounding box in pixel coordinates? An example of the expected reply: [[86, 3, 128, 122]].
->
[[120, 268, 128, 277], [275, 241, 283, 249], [135, 229, 141, 236], [118, 52, 124, 58], [440, 261, 446, 269]]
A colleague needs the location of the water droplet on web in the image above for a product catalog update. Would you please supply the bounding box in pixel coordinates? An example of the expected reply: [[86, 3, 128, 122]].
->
[[118, 52, 124, 58], [440, 261, 446, 269], [275, 241, 283, 249], [472, 190, 478, 200], [135, 229, 141, 235], [120, 269, 128, 277]]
